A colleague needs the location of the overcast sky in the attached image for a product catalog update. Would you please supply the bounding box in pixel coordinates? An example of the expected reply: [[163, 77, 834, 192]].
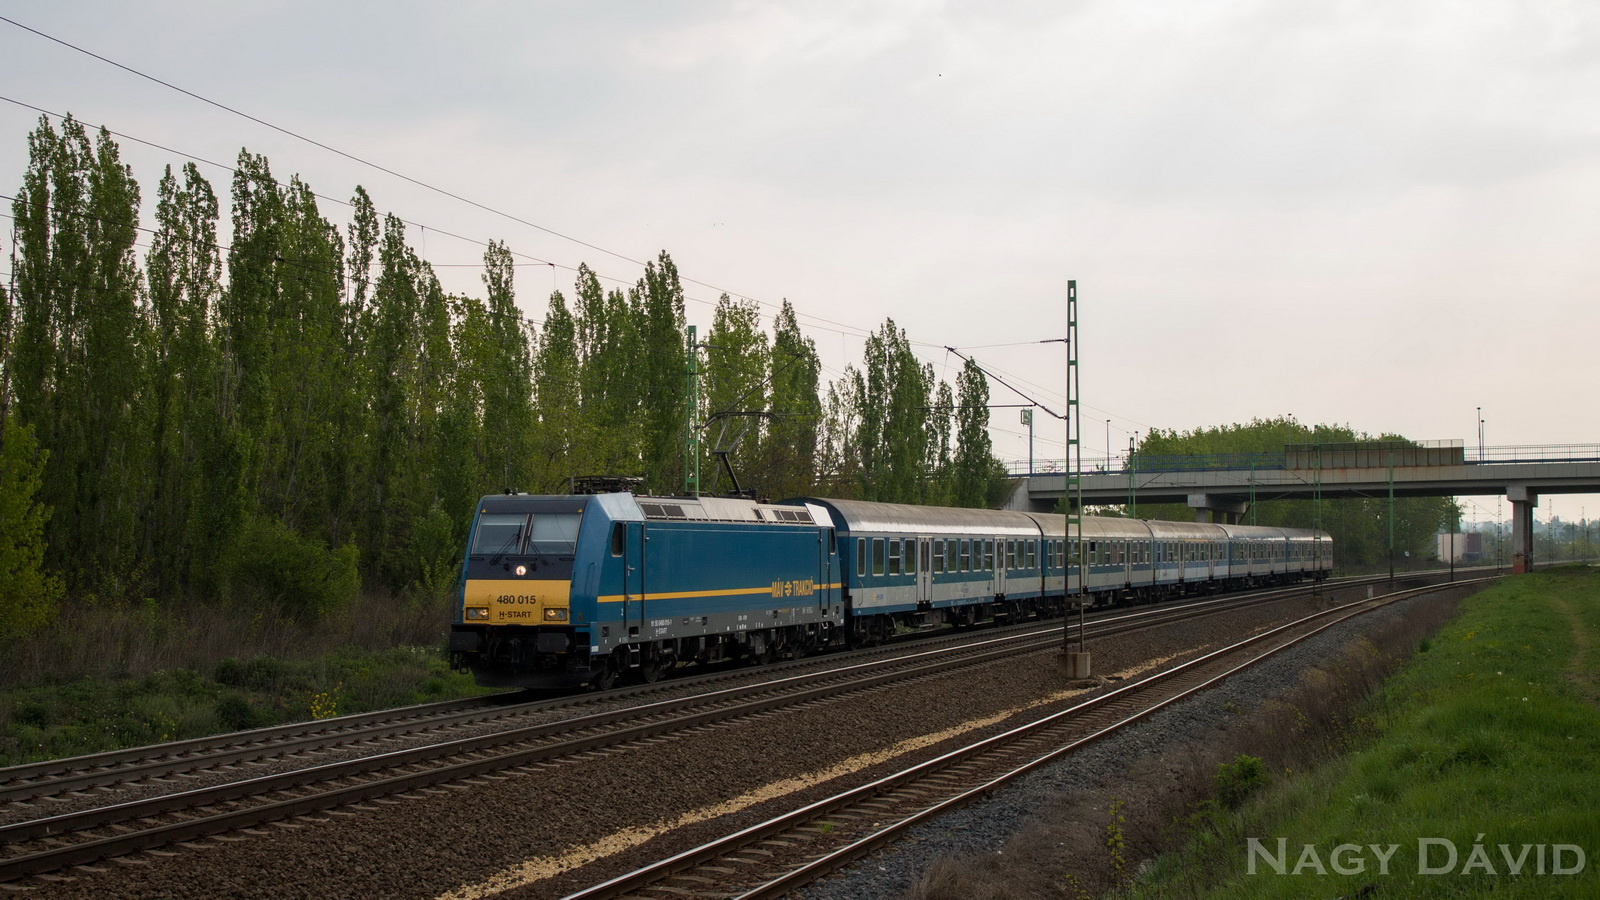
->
[[2, 1, 1596, 522]]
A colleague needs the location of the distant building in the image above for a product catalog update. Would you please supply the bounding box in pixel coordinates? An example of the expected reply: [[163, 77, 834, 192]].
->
[[1436, 531, 1484, 562]]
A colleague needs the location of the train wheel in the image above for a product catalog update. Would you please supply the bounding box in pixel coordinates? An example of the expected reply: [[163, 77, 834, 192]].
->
[[591, 660, 618, 691], [638, 659, 663, 683]]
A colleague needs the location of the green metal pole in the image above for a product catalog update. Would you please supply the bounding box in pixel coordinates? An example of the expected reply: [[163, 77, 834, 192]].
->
[[1127, 436, 1137, 518], [1388, 449, 1395, 582], [684, 325, 699, 496]]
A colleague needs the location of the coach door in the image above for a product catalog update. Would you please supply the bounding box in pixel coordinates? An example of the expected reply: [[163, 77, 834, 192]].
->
[[819, 528, 834, 611], [623, 521, 645, 638], [917, 537, 933, 606]]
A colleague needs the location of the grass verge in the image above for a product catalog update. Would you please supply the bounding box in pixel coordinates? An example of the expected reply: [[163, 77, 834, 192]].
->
[[1126, 566, 1600, 898]]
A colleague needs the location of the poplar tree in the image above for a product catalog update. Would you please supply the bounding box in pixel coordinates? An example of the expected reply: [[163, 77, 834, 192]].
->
[[632, 252, 687, 491], [701, 295, 769, 494], [573, 265, 640, 473], [481, 241, 534, 490], [951, 358, 994, 507], [857, 319, 932, 503], [438, 293, 493, 519], [756, 300, 821, 500], [10, 116, 146, 583], [144, 162, 222, 592], [366, 213, 426, 580], [533, 290, 581, 485], [270, 176, 346, 536], [925, 379, 956, 505]]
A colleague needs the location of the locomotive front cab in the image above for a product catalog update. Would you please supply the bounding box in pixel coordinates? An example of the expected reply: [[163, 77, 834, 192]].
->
[[450, 494, 593, 686]]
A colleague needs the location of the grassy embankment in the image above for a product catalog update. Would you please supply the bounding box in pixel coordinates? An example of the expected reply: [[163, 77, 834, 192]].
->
[[1129, 566, 1600, 898], [0, 592, 494, 766]]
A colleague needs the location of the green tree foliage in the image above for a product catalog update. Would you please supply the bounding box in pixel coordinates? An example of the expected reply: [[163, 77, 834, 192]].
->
[[532, 289, 582, 486], [480, 241, 535, 490], [144, 162, 224, 594], [0, 122, 990, 616], [218, 514, 359, 623], [951, 358, 995, 508], [702, 295, 769, 494], [855, 319, 933, 503], [923, 380, 955, 506], [632, 253, 688, 491], [817, 371, 863, 498], [10, 115, 147, 587], [756, 300, 822, 501], [572, 264, 642, 474], [0, 417, 62, 636]]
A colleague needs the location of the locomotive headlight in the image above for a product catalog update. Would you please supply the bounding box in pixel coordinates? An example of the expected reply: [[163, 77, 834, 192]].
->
[[465, 607, 489, 621], [514, 565, 527, 576], [543, 607, 569, 622]]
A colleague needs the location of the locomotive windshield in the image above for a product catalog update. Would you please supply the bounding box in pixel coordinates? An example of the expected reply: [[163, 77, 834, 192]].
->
[[527, 512, 581, 555], [469, 511, 582, 558], [471, 514, 527, 557]]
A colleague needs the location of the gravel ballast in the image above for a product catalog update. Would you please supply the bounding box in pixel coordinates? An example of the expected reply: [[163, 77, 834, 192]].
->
[[14, 582, 1460, 900]]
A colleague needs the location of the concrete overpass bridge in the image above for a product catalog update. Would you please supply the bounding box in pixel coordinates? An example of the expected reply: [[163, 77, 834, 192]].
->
[[1002, 441, 1600, 573]]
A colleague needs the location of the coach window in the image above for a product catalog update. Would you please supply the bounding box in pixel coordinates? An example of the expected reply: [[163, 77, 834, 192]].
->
[[857, 538, 866, 577], [933, 539, 945, 573], [986, 540, 996, 571], [959, 539, 970, 571], [888, 540, 902, 575], [948, 540, 958, 572], [908, 540, 919, 574], [872, 538, 886, 576]]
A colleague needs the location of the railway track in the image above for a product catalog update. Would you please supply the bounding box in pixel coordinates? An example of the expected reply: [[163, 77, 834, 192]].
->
[[0, 572, 1376, 819], [561, 578, 1489, 900], [0, 578, 1359, 888]]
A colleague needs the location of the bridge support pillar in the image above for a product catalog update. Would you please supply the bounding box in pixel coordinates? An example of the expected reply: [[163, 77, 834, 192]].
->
[[1187, 493, 1248, 525], [1508, 485, 1538, 573]]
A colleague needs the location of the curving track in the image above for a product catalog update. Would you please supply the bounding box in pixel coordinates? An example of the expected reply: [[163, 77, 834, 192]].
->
[[561, 578, 1491, 900], [0, 573, 1417, 890]]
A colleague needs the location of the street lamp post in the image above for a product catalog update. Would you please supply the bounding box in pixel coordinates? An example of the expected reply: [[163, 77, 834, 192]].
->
[[1476, 407, 1483, 461]]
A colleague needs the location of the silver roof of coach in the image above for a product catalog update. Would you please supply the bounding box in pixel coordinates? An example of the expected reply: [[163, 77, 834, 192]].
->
[[794, 498, 1041, 537]]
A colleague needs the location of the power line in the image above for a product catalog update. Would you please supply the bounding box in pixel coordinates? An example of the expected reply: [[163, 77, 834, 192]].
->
[[0, 15, 885, 344], [0, 95, 896, 347], [0, 23, 1158, 430]]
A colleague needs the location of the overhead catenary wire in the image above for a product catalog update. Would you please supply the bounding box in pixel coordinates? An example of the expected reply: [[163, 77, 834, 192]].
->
[[0, 19, 1156, 436], [0, 16, 886, 345]]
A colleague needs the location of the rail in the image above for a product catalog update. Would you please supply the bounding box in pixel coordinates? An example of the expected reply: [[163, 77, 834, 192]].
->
[[1007, 443, 1600, 477]]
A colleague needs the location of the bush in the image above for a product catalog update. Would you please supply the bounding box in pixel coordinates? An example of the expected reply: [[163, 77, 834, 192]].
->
[[1213, 754, 1267, 809], [215, 693, 272, 732], [409, 504, 463, 599], [217, 516, 360, 623]]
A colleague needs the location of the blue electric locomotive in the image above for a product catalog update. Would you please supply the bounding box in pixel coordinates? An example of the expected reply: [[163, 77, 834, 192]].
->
[[449, 491, 843, 689]]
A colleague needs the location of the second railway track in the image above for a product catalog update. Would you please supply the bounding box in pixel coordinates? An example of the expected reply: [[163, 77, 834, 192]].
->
[[563, 577, 1490, 900], [0, 573, 1425, 889]]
